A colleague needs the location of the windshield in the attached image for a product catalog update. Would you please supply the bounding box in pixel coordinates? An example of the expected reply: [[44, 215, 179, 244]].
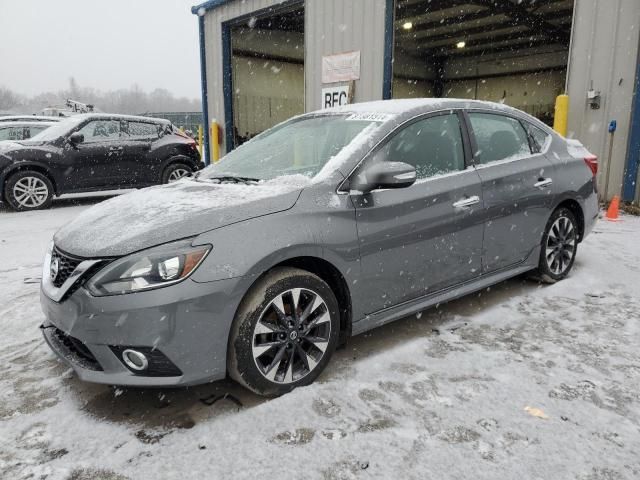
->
[[29, 117, 84, 141], [200, 115, 381, 181]]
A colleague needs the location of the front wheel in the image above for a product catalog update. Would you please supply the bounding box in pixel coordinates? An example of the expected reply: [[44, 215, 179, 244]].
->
[[228, 267, 340, 397], [534, 207, 579, 283], [4, 170, 54, 211]]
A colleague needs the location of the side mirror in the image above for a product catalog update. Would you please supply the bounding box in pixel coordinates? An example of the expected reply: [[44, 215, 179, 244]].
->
[[69, 132, 84, 145], [352, 161, 417, 193]]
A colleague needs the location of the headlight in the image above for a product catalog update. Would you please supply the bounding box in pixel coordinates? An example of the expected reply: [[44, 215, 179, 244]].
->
[[86, 240, 211, 296]]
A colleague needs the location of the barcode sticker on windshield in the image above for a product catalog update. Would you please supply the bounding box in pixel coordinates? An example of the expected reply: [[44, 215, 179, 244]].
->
[[345, 113, 392, 122]]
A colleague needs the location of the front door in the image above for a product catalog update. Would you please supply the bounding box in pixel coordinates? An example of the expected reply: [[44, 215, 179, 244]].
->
[[63, 119, 123, 189], [351, 112, 484, 314], [466, 111, 556, 272]]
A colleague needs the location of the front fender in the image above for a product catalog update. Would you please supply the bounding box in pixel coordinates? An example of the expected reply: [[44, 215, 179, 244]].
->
[[0, 160, 60, 195], [190, 184, 360, 280]]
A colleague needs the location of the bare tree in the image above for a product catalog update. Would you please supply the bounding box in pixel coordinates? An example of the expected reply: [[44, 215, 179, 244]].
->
[[0, 87, 24, 111], [0, 82, 200, 115]]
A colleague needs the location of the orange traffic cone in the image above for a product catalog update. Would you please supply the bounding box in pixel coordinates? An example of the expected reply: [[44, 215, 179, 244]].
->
[[605, 195, 621, 221]]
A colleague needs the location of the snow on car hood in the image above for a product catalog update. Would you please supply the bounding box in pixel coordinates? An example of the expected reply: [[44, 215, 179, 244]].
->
[[54, 175, 310, 258]]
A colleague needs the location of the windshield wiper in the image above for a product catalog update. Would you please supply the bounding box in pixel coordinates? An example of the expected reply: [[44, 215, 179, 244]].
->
[[202, 175, 261, 184]]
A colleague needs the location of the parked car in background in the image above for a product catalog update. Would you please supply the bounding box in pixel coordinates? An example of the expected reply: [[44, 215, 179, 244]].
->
[[40, 99, 598, 396], [0, 115, 61, 123], [0, 114, 202, 211], [0, 121, 56, 142]]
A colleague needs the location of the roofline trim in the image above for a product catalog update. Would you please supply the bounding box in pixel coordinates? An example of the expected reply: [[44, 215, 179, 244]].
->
[[191, 0, 233, 15]]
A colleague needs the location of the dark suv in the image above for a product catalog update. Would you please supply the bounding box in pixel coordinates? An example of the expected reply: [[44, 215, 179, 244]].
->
[[0, 114, 203, 211]]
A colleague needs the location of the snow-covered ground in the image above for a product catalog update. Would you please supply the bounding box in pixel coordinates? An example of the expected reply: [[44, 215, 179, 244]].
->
[[1, 198, 639, 480]]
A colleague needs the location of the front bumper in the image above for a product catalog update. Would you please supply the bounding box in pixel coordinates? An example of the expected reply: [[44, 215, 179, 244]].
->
[[40, 276, 245, 387]]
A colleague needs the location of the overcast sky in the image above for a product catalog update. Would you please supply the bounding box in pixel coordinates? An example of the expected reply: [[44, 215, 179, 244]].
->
[[0, 0, 201, 98]]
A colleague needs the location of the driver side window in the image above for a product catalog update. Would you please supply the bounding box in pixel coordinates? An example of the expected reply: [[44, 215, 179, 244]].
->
[[77, 120, 120, 142], [372, 113, 465, 179]]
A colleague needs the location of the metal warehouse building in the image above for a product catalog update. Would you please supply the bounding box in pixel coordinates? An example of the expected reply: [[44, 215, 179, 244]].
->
[[192, 0, 640, 203]]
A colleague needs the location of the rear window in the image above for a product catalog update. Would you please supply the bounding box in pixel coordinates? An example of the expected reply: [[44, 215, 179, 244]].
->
[[469, 113, 531, 164], [524, 122, 552, 153], [122, 121, 158, 139]]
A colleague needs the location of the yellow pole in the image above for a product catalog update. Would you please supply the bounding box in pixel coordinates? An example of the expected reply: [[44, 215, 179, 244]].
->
[[179, 126, 185, 133], [197, 124, 203, 158], [210, 120, 220, 163], [553, 94, 569, 137]]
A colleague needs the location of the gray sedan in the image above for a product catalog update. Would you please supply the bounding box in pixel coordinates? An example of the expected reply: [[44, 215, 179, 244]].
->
[[40, 99, 598, 396]]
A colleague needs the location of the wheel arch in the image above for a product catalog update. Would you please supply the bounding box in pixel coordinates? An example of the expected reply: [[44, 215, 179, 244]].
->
[[236, 255, 353, 347], [2, 163, 59, 196], [553, 197, 585, 242], [163, 155, 198, 170]]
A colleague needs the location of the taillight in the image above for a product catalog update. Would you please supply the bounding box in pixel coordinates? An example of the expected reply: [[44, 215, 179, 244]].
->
[[584, 155, 598, 176]]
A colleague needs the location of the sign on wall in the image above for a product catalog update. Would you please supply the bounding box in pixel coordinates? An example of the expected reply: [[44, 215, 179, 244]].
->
[[322, 51, 361, 83], [321, 84, 351, 109]]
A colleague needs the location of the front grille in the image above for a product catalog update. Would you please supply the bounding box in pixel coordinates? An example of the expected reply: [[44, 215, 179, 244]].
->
[[49, 327, 103, 371], [51, 248, 82, 287]]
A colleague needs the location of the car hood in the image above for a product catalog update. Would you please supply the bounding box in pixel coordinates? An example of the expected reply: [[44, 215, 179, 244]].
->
[[54, 175, 310, 258]]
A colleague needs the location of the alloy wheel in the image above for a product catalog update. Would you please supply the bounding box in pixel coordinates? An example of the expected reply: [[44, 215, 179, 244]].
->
[[12, 176, 49, 208], [545, 216, 576, 275], [252, 288, 331, 384], [167, 168, 190, 182]]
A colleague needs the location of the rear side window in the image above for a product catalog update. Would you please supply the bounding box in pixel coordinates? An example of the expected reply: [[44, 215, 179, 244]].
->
[[373, 113, 465, 179], [122, 121, 158, 139], [468, 113, 531, 164], [523, 122, 552, 153]]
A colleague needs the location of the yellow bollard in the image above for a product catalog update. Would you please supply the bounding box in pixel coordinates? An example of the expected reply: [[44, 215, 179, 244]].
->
[[197, 124, 203, 158], [553, 94, 569, 137], [210, 120, 220, 163], [179, 126, 185, 133]]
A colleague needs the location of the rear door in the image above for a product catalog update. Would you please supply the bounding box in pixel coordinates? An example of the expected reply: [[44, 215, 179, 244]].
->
[[351, 111, 484, 314], [119, 120, 159, 185], [466, 111, 555, 273]]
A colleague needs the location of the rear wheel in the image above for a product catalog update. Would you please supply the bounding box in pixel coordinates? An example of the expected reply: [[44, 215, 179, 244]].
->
[[4, 170, 54, 211], [533, 207, 579, 283], [162, 162, 192, 184], [228, 267, 340, 397]]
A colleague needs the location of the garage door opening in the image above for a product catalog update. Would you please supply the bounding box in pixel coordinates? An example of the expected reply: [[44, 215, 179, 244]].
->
[[392, 0, 574, 125], [226, 2, 304, 149]]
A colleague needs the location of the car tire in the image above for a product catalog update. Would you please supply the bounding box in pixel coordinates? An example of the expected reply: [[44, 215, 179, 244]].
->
[[228, 267, 341, 397], [4, 170, 54, 211], [533, 207, 579, 284], [162, 162, 193, 184]]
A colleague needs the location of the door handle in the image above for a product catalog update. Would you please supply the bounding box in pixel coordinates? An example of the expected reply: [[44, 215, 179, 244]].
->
[[452, 195, 480, 208], [109, 146, 123, 151], [534, 178, 553, 188]]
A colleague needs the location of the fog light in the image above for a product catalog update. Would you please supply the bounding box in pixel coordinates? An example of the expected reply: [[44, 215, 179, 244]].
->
[[122, 349, 148, 371]]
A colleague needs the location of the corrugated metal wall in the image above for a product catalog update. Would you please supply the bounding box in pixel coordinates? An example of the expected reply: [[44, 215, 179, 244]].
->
[[304, 0, 387, 110], [202, 0, 287, 153], [567, 0, 640, 201], [203, 0, 388, 153], [203, 0, 640, 200]]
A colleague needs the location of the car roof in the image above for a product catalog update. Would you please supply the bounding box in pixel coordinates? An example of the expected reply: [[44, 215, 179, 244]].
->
[[319, 98, 549, 131], [0, 115, 62, 122], [325, 98, 524, 117], [0, 121, 57, 128], [70, 113, 171, 124]]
